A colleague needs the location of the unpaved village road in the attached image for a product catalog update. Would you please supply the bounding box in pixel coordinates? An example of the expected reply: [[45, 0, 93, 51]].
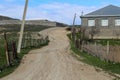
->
[[1, 27, 114, 80]]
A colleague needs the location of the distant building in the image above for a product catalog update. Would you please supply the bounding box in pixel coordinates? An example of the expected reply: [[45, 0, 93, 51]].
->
[[80, 5, 120, 39]]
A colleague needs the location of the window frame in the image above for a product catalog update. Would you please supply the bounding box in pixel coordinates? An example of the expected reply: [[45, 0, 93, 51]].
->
[[101, 19, 108, 27], [88, 19, 95, 27], [115, 19, 120, 26]]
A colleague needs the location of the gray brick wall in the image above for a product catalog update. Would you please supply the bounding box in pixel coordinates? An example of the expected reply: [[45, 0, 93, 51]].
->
[[81, 16, 120, 27], [81, 16, 120, 39]]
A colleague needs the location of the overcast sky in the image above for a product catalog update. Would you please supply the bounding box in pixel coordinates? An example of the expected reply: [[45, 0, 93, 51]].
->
[[0, 0, 120, 25]]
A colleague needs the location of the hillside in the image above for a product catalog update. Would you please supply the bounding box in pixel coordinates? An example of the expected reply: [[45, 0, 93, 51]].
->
[[0, 24, 54, 32], [0, 15, 18, 20]]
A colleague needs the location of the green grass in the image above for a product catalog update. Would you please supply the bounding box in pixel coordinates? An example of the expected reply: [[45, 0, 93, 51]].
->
[[0, 24, 53, 33], [0, 36, 7, 69], [0, 24, 51, 78], [67, 34, 120, 76], [75, 33, 81, 38], [95, 39, 120, 46]]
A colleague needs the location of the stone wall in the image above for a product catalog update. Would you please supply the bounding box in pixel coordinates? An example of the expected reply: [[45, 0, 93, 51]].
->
[[83, 43, 120, 63], [84, 27, 120, 39], [81, 16, 120, 27], [0, 20, 58, 27]]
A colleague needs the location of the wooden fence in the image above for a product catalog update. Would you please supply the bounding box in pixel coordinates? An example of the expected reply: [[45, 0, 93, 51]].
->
[[21, 32, 49, 48], [74, 38, 120, 63], [82, 42, 120, 63], [4, 33, 18, 66], [70, 27, 120, 63], [0, 32, 49, 68]]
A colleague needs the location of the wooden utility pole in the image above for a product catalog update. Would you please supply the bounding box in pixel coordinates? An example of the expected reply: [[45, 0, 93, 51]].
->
[[71, 13, 76, 42], [4, 32, 10, 66], [17, 0, 28, 53]]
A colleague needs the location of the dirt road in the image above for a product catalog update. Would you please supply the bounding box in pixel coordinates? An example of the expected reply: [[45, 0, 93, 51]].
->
[[1, 27, 114, 80]]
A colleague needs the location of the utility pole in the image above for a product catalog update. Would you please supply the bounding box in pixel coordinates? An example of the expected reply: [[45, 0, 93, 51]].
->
[[81, 11, 84, 16], [71, 13, 76, 42], [17, 0, 28, 53]]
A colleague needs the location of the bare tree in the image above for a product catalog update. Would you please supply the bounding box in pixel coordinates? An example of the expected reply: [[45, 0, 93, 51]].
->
[[79, 27, 87, 50], [89, 26, 100, 40], [80, 27, 86, 41]]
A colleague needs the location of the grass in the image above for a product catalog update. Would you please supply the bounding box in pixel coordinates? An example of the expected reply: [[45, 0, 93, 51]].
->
[[0, 25, 50, 78], [0, 39, 49, 78], [67, 34, 120, 76], [0, 24, 53, 33], [0, 36, 7, 69], [95, 39, 120, 46]]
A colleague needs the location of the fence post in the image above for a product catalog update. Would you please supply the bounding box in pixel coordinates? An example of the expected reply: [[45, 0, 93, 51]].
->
[[81, 41, 84, 52], [12, 41, 18, 59], [78, 39, 80, 49], [74, 35, 77, 47], [95, 41, 97, 53], [4, 32, 10, 66], [29, 32, 31, 48], [75, 39, 79, 48], [107, 41, 110, 55]]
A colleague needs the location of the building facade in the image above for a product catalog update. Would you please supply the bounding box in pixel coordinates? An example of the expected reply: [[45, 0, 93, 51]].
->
[[81, 5, 120, 28], [80, 5, 120, 39]]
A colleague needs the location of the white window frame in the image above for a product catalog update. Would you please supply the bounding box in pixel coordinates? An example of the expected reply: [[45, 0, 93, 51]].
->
[[88, 20, 95, 27], [101, 19, 108, 26], [115, 19, 120, 26]]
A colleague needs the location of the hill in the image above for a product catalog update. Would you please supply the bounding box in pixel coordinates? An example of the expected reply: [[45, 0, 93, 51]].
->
[[0, 15, 18, 20]]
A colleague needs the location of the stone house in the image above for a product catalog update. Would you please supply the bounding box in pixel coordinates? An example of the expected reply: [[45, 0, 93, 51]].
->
[[80, 5, 120, 39]]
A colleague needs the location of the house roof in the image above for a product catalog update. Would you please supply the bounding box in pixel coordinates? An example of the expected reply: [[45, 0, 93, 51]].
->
[[82, 5, 120, 17]]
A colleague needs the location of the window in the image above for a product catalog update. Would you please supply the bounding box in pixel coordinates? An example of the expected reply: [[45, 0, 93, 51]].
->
[[115, 19, 120, 26], [88, 20, 95, 26], [101, 20, 108, 26]]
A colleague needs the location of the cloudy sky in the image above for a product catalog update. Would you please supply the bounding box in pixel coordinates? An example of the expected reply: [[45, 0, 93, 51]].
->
[[0, 0, 120, 24]]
